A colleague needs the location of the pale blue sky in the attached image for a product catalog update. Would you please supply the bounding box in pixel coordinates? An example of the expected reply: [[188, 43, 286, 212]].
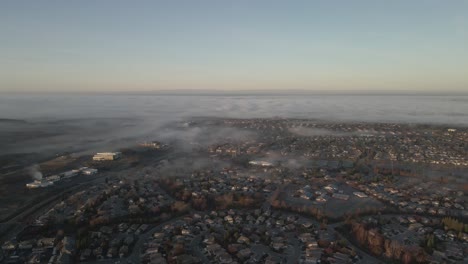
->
[[1, 0, 467, 92]]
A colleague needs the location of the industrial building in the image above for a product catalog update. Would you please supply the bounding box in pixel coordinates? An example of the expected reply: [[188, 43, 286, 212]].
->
[[93, 152, 122, 161], [82, 168, 98, 175], [25, 167, 98, 189], [248, 160, 274, 167], [61, 170, 79, 178], [139, 141, 162, 149], [45, 175, 61, 182], [26, 180, 54, 189]]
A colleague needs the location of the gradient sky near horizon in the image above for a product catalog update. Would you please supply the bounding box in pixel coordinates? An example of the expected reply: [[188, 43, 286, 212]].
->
[[1, 0, 468, 93]]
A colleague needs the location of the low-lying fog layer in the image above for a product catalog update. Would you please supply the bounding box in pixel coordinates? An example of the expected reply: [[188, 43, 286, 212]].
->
[[0, 94, 467, 156]]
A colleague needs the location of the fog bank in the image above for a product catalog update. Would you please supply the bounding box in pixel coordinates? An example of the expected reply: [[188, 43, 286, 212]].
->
[[0, 94, 466, 156]]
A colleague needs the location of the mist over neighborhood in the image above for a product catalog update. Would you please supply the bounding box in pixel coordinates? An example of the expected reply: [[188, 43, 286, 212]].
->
[[1, 1, 468, 263]]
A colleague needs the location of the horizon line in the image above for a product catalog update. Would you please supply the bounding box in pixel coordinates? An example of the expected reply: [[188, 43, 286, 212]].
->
[[1, 89, 468, 96]]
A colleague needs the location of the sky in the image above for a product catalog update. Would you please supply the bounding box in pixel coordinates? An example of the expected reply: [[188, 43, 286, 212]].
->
[[0, 0, 467, 93]]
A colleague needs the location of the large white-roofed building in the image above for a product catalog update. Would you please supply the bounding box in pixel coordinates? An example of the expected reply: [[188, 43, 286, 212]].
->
[[93, 152, 121, 161]]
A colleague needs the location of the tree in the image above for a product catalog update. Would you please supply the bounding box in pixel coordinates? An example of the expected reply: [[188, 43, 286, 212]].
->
[[402, 250, 413, 264], [171, 201, 189, 213], [426, 234, 435, 249], [415, 249, 427, 263]]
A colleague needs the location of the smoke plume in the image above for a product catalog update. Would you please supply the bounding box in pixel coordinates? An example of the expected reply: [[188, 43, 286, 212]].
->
[[28, 164, 43, 180]]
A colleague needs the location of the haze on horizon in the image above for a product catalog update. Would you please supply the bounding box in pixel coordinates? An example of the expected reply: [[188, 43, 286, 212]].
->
[[1, 0, 468, 93]]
